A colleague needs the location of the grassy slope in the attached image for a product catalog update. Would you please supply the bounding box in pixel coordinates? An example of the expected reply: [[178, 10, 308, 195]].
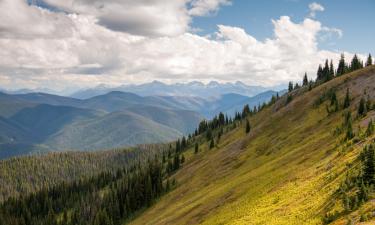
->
[[130, 66, 375, 225]]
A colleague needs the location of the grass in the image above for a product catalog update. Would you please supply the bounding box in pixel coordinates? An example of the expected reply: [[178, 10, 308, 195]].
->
[[129, 66, 375, 225]]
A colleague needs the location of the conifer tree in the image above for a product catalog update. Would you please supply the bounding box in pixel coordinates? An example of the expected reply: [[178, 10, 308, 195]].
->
[[180, 154, 185, 164], [303, 73, 308, 86], [245, 119, 251, 134], [173, 154, 180, 170], [330, 91, 337, 106], [181, 136, 187, 150], [337, 53, 346, 76], [323, 59, 330, 81], [209, 138, 215, 149], [194, 142, 199, 154], [366, 120, 374, 136], [346, 118, 354, 140], [363, 145, 375, 184], [242, 104, 251, 118], [317, 64, 323, 81], [365, 54, 372, 67], [358, 97, 367, 117], [350, 54, 363, 71], [343, 88, 350, 109]]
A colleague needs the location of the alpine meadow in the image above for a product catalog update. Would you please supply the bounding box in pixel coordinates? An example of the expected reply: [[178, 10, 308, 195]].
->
[[0, 1, 375, 225]]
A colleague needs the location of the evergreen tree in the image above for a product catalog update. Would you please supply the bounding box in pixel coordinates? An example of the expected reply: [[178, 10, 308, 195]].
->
[[288, 81, 293, 92], [173, 154, 180, 170], [346, 118, 354, 140], [209, 138, 215, 149], [180, 154, 185, 164], [330, 91, 337, 105], [343, 88, 350, 109], [181, 136, 187, 149], [337, 53, 346, 76], [317, 64, 323, 81], [350, 54, 363, 71], [323, 59, 330, 81], [365, 54, 372, 67], [363, 145, 375, 184], [194, 142, 199, 154], [294, 83, 300, 90], [206, 128, 212, 141], [218, 112, 225, 125], [245, 119, 251, 134], [242, 104, 251, 118], [358, 97, 367, 117], [366, 120, 374, 136], [175, 139, 181, 153], [303, 73, 308, 86]]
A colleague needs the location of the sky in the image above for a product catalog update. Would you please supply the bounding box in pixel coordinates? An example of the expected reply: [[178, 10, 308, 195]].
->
[[0, 0, 374, 93]]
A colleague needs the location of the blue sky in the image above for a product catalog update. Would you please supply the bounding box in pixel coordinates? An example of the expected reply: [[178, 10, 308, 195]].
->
[[192, 0, 375, 54]]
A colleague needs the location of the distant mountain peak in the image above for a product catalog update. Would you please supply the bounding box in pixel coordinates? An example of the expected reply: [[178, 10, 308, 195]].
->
[[207, 81, 220, 87]]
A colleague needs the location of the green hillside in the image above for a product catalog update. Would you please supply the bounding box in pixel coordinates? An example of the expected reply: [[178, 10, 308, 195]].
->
[[44, 111, 183, 151], [129, 65, 375, 225]]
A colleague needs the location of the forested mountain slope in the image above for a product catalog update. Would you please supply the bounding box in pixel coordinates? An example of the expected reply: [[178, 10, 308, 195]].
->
[[130, 65, 375, 225], [0, 144, 165, 202]]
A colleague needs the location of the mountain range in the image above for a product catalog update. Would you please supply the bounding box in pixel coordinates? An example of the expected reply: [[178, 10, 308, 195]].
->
[[0, 88, 280, 159], [69, 81, 284, 99]]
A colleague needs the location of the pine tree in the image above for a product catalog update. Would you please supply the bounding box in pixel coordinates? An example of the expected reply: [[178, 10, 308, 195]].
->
[[180, 154, 185, 164], [358, 97, 367, 117], [181, 136, 187, 149], [366, 120, 374, 136], [323, 59, 330, 81], [365, 54, 372, 67], [175, 139, 181, 153], [173, 154, 180, 170], [194, 142, 199, 154], [359, 180, 369, 201], [343, 88, 350, 109], [350, 54, 363, 71], [337, 54, 346, 76], [209, 138, 215, 149], [288, 81, 293, 92], [303, 73, 308, 86], [330, 91, 337, 106], [242, 104, 251, 118], [346, 118, 354, 140], [317, 64, 323, 81], [329, 60, 335, 79], [245, 119, 251, 134], [363, 145, 375, 184]]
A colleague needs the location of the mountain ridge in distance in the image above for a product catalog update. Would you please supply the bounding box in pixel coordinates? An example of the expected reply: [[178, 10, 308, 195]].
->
[[69, 80, 284, 99]]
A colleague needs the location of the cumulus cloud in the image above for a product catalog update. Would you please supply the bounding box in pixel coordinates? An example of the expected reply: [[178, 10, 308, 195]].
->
[[189, 0, 232, 16], [35, 0, 231, 37], [308, 2, 324, 18], [0, 0, 356, 93]]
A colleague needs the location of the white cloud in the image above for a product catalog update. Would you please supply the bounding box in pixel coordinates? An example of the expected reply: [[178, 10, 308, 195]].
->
[[189, 0, 232, 16], [36, 0, 231, 37], [308, 2, 324, 18], [0, 0, 355, 93]]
